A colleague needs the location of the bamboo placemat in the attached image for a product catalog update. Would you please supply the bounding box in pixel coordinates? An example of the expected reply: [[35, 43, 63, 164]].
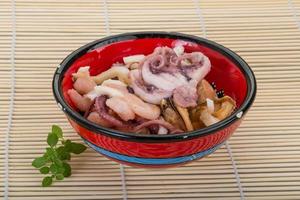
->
[[1, 0, 300, 199]]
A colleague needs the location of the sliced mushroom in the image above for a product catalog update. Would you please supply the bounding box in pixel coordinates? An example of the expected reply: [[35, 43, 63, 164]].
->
[[175, 103, 194, 131], [213, 96, 236, 120], [160, 98, 186, 131], [200, 106, 220, 126], [197, 79, 217, 104], [189, 105, 206, 129]]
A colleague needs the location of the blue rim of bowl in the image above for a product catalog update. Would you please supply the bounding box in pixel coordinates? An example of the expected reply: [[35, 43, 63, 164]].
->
[[83, 137, 225, 165], [52, 31, 256, 143]]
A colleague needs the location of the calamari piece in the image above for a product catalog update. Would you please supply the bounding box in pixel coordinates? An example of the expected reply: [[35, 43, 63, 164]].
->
[[173, 84, 198, 108], [154, 46, 177, 66], [86, 85, 124, 100], [126, 62, 139, 70], [101, 79, 128, 92], [197, 79, 217, 104], [73, 77, 96, 95], [179, 52, 211, 82], [106, 97, 135, 121], [175, 104, 194, 131], [179, 52, 203, 66], [129, 70, 172, 104], [133, 119, 183, 134], [92, 66, 130, 85], [140, 48, 211, 96], [158, 126, 168, 135], [87, 78, 161, 120], [141, 56, 185, 91], [124, 92, 161, 120], [213, 96, 236, 120], [200, 107, 220, 126], [68, 89, 92, 112], [148, 54, 166, 73], [173, 45, 184, 57], [123, 54, 145, 64], [87, 111, 113, 127], [112, 62, 126, 67], [94, 96, 126, 127], [72, 66, 90, 79], [160, 98, 186, 131]]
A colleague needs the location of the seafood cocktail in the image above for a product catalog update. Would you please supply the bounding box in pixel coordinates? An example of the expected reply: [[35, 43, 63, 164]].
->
[[53, 32, 256, 167]]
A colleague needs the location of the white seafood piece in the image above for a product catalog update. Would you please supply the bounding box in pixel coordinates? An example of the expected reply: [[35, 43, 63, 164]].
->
[[173, 84, 198, 108], [106, 97, 135, 121], [86, 85, 124, 100], [173, 45, 184, 56], [101, 79, 128, 93], [124, 92, 161, 120], [87, 111, 113, 127], [72, 66, 90, 79], [102, 79, 127, 87], [129, 70, 172, 104], [141, 62, 177, 91], [123, 54, 145, 64], [185, 56, 211, 82], [92, 66, 130, 85], [73, 77, 96, 95], [68, 89, 92, 112], [87, 77, 161, 120], [158, 126, 168, 135]]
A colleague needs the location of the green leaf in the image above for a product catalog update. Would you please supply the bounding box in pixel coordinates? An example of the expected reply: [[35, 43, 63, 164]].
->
[[56, 146, 71, 161], [47, 132, 58, 147], [52, 125, 63, 138], [39, 166, 50, 174], [64, 140, 72, 152], [42, 176, 53, 187], [56, 165, 65, 174], [62, 162, 71, 177], [60, 151, 71, 161], [46, 147, 54, 157], [56, 174, 64, 180], [32, 125, 88, 187], [32, 157, 47, 168], [54, 159, 63, 168], [46, 147, 58, 163], [42, 153, 48, 159], [70, 142, 87, 154], [50, 164, 57, 174], [56, 146, 64, 154]]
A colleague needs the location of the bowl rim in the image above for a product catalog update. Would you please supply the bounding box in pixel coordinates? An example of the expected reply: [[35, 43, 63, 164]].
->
[[52, 31, 256, 143]]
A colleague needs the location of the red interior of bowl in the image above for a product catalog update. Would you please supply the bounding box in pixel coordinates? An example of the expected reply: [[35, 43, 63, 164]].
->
[[62, 38, 247, 111]]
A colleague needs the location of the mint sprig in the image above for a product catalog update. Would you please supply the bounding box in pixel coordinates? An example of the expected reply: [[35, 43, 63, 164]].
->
[[32, 125, 87, 187]]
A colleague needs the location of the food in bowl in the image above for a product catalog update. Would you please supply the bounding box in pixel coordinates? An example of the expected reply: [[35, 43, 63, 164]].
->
[[67, 46, 236, 135], [53, 32, 256, 168]]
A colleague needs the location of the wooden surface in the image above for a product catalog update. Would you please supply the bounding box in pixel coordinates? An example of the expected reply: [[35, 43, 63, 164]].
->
[[1, 0, 300, 199]]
